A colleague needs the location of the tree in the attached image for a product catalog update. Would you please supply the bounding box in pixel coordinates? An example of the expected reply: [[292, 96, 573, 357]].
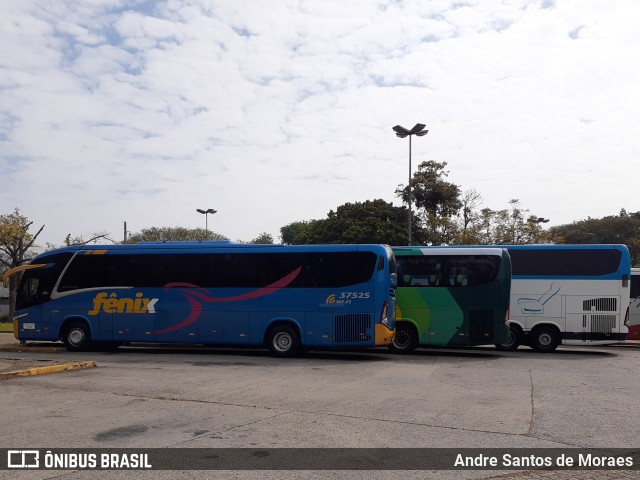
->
[[449, 200, 549, 245], [280, 221, 316, 245], [548, 212, 640, 265], [0, 208, 45, 316], [396, 160, 462, 245], [280, 199, 411, 244], [44, 231, 116, 250], [483, 200, 549, 245], [126, 227, 229, 243], [458, 188, 483, 242], [248, 232, 274, 244]]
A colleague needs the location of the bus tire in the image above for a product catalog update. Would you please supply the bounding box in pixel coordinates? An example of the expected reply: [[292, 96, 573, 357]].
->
[[496, 325, 522, 351], [530, 325, 560, 353], [62, 320, 92, 352], [267, 324, 301, 357], [389, 323, 418, 354]]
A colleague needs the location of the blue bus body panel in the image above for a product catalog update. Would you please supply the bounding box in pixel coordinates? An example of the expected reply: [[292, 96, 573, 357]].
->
[[15, 243, 395, 349]]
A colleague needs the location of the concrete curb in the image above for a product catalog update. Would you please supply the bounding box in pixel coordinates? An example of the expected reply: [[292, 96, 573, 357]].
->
[[0, 361, 97, 380]]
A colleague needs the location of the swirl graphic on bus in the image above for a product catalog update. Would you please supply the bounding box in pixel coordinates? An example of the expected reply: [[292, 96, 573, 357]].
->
[[150, 267, 302, 335]]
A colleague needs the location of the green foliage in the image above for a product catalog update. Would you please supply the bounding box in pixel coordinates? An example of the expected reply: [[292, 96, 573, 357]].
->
[[0, 208, 43, 269], [280, 199, 410, 245], [0, 208, 45, 316], [280, 221, 315, 245], [451, 200, 549, 245], [548, 212, 640, 266], [127, 226, 229, 243], [410, 161, 462, 217], [396, 161, 463, 245], [247, 232, 274, 244]]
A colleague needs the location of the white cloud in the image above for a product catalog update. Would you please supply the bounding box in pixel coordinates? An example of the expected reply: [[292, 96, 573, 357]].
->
[[1, 0, 639, 246]]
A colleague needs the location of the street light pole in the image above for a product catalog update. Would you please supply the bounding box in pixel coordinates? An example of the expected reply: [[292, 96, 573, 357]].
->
[[196, 208, 217, 234], [392, 123, 428, 245]]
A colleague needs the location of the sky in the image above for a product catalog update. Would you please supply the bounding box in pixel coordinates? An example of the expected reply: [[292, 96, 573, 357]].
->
[[1, 0, 639, 247]]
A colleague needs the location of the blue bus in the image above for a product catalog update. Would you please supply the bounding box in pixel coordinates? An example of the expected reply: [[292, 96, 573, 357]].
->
[[497, 244, 631, 352], [3, 242, 397, 356]]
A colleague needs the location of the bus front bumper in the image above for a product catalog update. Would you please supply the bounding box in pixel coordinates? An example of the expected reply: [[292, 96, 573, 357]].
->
[[375, 324, 395, 346]]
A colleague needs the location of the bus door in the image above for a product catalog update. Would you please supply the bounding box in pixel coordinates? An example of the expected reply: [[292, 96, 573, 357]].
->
[[15, 269, 56, 341]]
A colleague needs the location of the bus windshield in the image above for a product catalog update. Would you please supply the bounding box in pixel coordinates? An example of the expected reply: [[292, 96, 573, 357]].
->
[[17, 252, 74, 310]]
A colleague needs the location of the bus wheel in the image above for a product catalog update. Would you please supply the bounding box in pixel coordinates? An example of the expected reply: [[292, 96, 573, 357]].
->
[[530, 326, 560, 353], [267, 325, 301, 357], [389, 323, 418, 354], [496, 325, 522, 351], [63, 321, 92, 352]]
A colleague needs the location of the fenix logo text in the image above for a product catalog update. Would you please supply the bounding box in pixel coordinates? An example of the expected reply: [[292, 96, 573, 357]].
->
[[88, 293, 159, 316]]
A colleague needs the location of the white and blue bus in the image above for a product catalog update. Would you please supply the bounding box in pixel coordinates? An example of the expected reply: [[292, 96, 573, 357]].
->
[[497, 244, 631, 352], [3, 242, 397, 356]]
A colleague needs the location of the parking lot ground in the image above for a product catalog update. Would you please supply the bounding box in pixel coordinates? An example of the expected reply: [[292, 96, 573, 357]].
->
[[1, 337, 639, 479]]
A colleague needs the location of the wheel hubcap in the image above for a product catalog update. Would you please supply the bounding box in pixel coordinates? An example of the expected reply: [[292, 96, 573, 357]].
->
[[68, 328, 85, 346], [273, 332, 292, 352], [538, 333, 552, 346], [394, 331, 409, 349], [504, 331, 515, 347]]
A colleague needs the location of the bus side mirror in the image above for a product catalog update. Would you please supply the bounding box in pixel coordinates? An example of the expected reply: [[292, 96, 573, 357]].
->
[[390, 273, 397, 289]]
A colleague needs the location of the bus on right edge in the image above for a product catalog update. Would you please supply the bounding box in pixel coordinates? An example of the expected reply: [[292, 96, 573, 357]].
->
[[628, 268, 640, 341], [497, 244, 631, 352]]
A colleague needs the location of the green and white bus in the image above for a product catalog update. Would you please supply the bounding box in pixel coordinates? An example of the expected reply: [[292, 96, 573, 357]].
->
[[390, 247, 511, 353]]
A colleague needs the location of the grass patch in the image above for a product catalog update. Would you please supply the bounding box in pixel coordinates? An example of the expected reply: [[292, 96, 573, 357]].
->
[[0, 322, 13, 333]]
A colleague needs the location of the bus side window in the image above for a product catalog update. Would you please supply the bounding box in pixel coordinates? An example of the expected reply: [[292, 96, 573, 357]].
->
[[631, 274, 640, 299], [397, 256, 442, 287]]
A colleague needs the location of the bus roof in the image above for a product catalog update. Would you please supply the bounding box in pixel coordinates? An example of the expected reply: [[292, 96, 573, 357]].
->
[[496, 244, 628, 251], [392, 246, 507, 256], [31, 242, 392, 260]]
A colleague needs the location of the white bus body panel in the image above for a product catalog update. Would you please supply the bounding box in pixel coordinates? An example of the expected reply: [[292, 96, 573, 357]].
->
[[510, 278, 628, 345]]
